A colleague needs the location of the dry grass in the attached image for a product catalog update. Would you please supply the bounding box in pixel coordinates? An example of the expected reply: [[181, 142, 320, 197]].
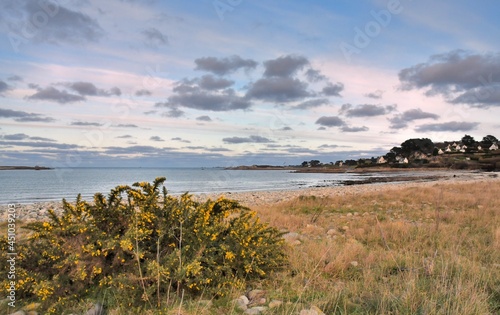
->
[[252, 180, 500, 314]]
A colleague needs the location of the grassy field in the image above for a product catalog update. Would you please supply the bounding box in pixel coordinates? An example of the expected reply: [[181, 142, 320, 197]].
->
[[253, 180, 500, 314], [2, 180, 499, 314]]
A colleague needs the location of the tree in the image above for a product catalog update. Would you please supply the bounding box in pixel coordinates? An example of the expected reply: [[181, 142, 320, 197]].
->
[[400, 138, 434, 156], [482, 135, 498, 146], [461, 134, 476, 146], [301, 161, 309, 167], [309, 160, 321, 167]]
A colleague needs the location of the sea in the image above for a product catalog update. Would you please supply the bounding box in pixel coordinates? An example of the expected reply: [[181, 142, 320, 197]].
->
[[0, 167, 439, 204]]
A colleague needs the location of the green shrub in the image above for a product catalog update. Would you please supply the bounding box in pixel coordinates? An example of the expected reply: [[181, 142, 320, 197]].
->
[[1, 178, 286, 313]]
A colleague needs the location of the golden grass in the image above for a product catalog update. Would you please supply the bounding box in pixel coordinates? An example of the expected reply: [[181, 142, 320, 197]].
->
[[252, 180, 500, 314]]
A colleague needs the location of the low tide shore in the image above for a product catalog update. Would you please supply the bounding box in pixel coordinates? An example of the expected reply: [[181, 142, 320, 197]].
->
[[1, 171, 498, 222]]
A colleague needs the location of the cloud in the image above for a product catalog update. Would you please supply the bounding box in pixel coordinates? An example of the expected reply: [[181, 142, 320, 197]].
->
[[64, 82, 121, 96], [263, 55, 309, 78], [103, 145, 172, 155], [0, 108, 55, 122], [27, 86, 85, 104], [116, 135, 133, 139], [162, 107, 185, 118], [318, 144, 340, 149], [194, 55, 257, 76], [7, 75, 23, 82], [135, 89, 152, 96], [1, 133, 55, 141], [364, 90, 384, 99], [222, 135, 273, 144], [340, 104, 396, 117], [450, 84, 500, 106], [305, 69, 327, 82], [196, 115, 212, 122], [414, 121, 479, 132], [160, 86, 251, 111], [114, 124, 138, 128], [71, 121, 103, 127], [341, 125, 369, 132], [315, 116, 345, 127], [322, 82, 344, 97], [1, 0, 104, 45], [388, 108, 440, 129], [141, 27, 168, 47], [171, 137, 191, 143], [0, 140, 80, 150], [198, 75, 234, 90], [246, 77, 311, 102], [150, 136, 164, 142], [292, 98, 329, 110], [399, 50, 500, 107], [2, 133, 29, 140], [0, 80, 10, 94], [206, 147, 231, 152]]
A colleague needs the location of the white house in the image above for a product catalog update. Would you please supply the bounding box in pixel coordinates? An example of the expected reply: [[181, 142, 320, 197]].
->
[[396, 156, 408, 164], [452, 142, 458, 147], [456, 145, 462, 151], [445, 145, 452, 152], [490, 143, 499, 151], [477, 145, 482, 151], [438, 148, 444, 155], [377, 156, 387, 164]]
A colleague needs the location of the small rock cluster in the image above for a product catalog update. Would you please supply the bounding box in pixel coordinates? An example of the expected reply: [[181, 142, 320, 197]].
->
[[233, 290, 325, 315], [0, 302, 105, 315]]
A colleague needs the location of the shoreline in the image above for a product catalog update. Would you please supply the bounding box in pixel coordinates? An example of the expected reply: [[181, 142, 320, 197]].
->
[[1, 170, 498, 222]]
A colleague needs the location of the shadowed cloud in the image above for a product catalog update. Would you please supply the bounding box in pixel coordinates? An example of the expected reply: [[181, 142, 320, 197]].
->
[[414, 121, 479, 132], [340, 104, 396, 117], [0, 108, 55, 122], [194, 55, 257, 76], [389, 108, 440, 129], [223, 135, 273, 144], [399, 50, 500, 107]]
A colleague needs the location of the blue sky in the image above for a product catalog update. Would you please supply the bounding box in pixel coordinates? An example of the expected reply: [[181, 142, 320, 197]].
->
[[0, 0, 499, 167]]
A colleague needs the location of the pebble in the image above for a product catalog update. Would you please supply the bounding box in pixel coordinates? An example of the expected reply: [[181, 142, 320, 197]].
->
[[269, 300, 283, 308], [247, 289, 266, 301], [85, 303, 105, 315], [245, 306, 267, 315], [234, 296, 249, 311]]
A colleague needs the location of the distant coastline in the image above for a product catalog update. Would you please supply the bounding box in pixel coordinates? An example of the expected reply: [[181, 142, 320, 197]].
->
[[0, 166, 53, 171]]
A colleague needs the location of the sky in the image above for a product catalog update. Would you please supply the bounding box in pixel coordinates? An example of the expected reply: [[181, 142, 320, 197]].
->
[[0, 0, 499, 167]]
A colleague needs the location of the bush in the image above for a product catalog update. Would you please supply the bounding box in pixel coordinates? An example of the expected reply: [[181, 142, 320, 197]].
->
[[1, 178, 286, 313]]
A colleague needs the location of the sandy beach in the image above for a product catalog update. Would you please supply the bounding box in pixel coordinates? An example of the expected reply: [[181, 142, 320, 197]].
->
[[1, 171, 498, 222]]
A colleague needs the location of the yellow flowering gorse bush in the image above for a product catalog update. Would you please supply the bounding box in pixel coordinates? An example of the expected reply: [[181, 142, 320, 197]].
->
[[0, 177, 286, 312]]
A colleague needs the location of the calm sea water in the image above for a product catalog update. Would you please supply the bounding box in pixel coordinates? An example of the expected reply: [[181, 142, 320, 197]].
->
[[0, 167, 449, 204], [0, 167, 369, 204]]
